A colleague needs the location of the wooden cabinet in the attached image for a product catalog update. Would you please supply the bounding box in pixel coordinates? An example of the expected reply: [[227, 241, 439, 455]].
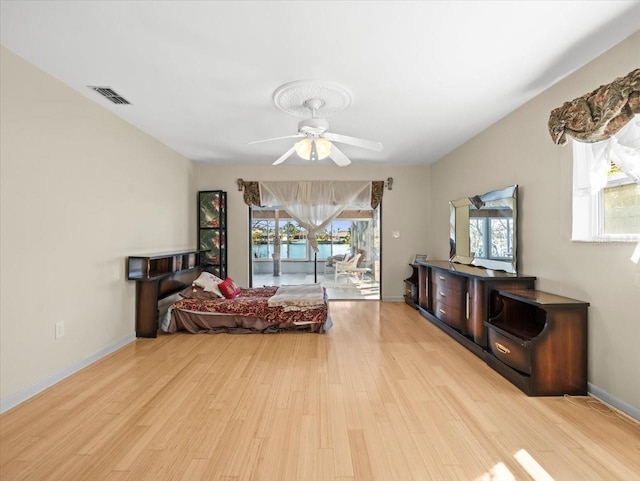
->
[[485, 289, 588, 396], [417, 261, 536, 355], [403, 263, 419, 308], [198, 190, 227, 278], [127, 251, 205, 338], [416, 261, 589, 396]]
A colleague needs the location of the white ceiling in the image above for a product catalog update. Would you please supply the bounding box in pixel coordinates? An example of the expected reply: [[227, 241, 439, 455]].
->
[[1, 1, 638, 167]]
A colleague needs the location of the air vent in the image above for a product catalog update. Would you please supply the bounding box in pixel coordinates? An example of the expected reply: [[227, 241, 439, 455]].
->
[[88, 86, 131, 105]]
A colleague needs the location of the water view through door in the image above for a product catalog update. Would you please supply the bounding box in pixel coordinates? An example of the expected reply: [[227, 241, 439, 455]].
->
[[250, 205, 380, 300]]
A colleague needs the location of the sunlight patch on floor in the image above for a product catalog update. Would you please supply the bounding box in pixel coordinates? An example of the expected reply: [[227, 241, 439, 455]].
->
[[475, 449, 556, 481], [514, 449, 555, 481], [475, 462, 515, 481]]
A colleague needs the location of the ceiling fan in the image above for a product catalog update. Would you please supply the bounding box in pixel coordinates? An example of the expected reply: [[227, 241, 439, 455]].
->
[[249, 98, 383, 167]]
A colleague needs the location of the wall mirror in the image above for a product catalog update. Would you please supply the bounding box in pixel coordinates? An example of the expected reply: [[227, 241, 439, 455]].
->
[[449, 185, 518, 273]]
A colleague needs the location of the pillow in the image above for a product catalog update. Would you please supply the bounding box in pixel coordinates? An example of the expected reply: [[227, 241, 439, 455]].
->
[[192, 272, 224, 298], [179, 285, 220, 300], [219, 277, 241, 299]]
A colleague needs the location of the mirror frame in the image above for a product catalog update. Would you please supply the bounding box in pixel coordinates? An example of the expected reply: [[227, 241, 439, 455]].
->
[[449, 185, 518, 273]]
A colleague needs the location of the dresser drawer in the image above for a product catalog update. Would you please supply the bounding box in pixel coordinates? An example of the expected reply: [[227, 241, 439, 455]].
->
[[431, 269, 465, 293], [433, 285, 466, 309], [433, 299, 466, 332], [488, 326, 531, 375]]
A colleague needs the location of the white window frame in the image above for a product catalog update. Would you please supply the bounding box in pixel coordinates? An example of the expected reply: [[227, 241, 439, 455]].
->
[[573, 159, 640, 243]]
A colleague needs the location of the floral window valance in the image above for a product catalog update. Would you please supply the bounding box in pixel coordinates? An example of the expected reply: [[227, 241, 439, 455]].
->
[[548, 68, 639, 145], [236, 180, 386, 252], [237, 179, 385, 209]]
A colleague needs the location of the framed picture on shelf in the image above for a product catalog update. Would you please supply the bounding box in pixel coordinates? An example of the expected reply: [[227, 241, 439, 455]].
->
[[199, 230, 222, 264], [199, 191, 225, 228], [412, 254, 428, 264]]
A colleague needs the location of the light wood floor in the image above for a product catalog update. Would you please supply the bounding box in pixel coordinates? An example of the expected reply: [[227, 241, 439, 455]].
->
[[1, 302, 639, 481]]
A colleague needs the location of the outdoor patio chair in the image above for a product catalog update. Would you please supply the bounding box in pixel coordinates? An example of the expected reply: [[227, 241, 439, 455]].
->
[[334, 253, 362, 281]]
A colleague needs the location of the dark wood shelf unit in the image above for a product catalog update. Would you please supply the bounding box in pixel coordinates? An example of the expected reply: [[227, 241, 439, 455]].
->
[[488, 294, 546, 340], [485, 289, 589, 396], [198, 190, 227, 279], [128, 251, 201, 280], [127, 250, 205, 338], [404, 263, 419, 308]]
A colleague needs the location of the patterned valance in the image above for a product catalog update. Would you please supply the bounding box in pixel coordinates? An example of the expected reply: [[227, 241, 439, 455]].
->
[[237, 179, 386, 209], [237, 180, 260, 206], [548, 68, 640, 145], [371, 180, 384, 209]]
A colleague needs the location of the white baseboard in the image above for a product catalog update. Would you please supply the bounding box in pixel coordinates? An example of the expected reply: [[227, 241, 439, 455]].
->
[[1, 333, 136, 414], [588, 383, 640, 422], [382, 296, 404, 302]]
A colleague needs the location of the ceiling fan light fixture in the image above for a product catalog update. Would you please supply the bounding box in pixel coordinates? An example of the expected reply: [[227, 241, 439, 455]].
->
[[251, 80, 380, 166], [294, 137, 332, 160], [294, 138, 312, 159], [315, 137, 332, 159]]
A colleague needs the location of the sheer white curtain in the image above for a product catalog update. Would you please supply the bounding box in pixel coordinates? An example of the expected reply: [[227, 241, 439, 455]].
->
[[573, 114, 640, 195], [572, 115, 640, 261], [260, 181, 372, 252]]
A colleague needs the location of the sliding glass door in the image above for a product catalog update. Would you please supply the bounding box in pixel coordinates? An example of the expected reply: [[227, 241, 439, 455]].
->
[[249, 204, 380, 300]]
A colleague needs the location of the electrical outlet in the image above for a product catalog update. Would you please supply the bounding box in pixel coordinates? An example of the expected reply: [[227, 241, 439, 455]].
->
[[55, 321, 65, 339]]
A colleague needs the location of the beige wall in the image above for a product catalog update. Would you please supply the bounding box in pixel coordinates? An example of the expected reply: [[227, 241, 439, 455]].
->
[[193, 164, 431, 300], [3, 28, 636, 415], [429, 33, 640, 411], [0, 47, 197, 404]]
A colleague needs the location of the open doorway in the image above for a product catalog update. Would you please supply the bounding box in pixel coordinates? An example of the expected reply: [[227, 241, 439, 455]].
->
[[249, 204, 380, 300]]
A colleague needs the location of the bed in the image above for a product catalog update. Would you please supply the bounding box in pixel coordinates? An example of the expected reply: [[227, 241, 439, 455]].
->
[[160, 282, 331, 334]]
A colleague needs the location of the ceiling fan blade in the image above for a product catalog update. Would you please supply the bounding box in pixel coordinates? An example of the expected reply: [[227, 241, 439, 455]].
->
[[328, 143, 351, 167], [323, 132, 383, 152], [272, 146, 296, 165], [248, 133, 304, 145]]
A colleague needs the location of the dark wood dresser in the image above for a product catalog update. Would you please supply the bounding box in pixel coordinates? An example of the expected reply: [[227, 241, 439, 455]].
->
[[417, 261, 536, 355], [416, 260, 589, 396]]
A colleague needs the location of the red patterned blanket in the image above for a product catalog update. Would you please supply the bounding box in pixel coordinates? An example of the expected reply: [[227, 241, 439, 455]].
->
[[172, 286, 328, 325]]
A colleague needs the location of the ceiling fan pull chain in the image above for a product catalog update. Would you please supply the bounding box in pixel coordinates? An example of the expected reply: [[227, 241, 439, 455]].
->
[[310, 139, 318, 161]]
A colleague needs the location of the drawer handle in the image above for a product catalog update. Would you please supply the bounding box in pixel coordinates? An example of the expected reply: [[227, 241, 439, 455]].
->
[[439, 291, 446, 297], [439, 308, 446, 315], [495, 342, 511, 355], [439, 275, 446, 281]]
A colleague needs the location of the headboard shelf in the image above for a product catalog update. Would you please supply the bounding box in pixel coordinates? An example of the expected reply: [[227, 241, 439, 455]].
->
[[127, 250, 204, 280], [126, 250, 207, 337]]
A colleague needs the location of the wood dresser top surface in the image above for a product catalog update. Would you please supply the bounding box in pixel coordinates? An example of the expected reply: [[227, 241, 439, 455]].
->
[[498, 288, 590, 306], [418, 260, 536, 280]]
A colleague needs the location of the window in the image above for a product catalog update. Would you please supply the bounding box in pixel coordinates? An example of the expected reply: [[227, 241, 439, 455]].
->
[[251, 215, 308, 260], [319, 220, 352, 259], [250, 208, 376, 261], [469, 215, 513, 260], [573, 142, 640, 242], [602, 167, 640, 236]]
